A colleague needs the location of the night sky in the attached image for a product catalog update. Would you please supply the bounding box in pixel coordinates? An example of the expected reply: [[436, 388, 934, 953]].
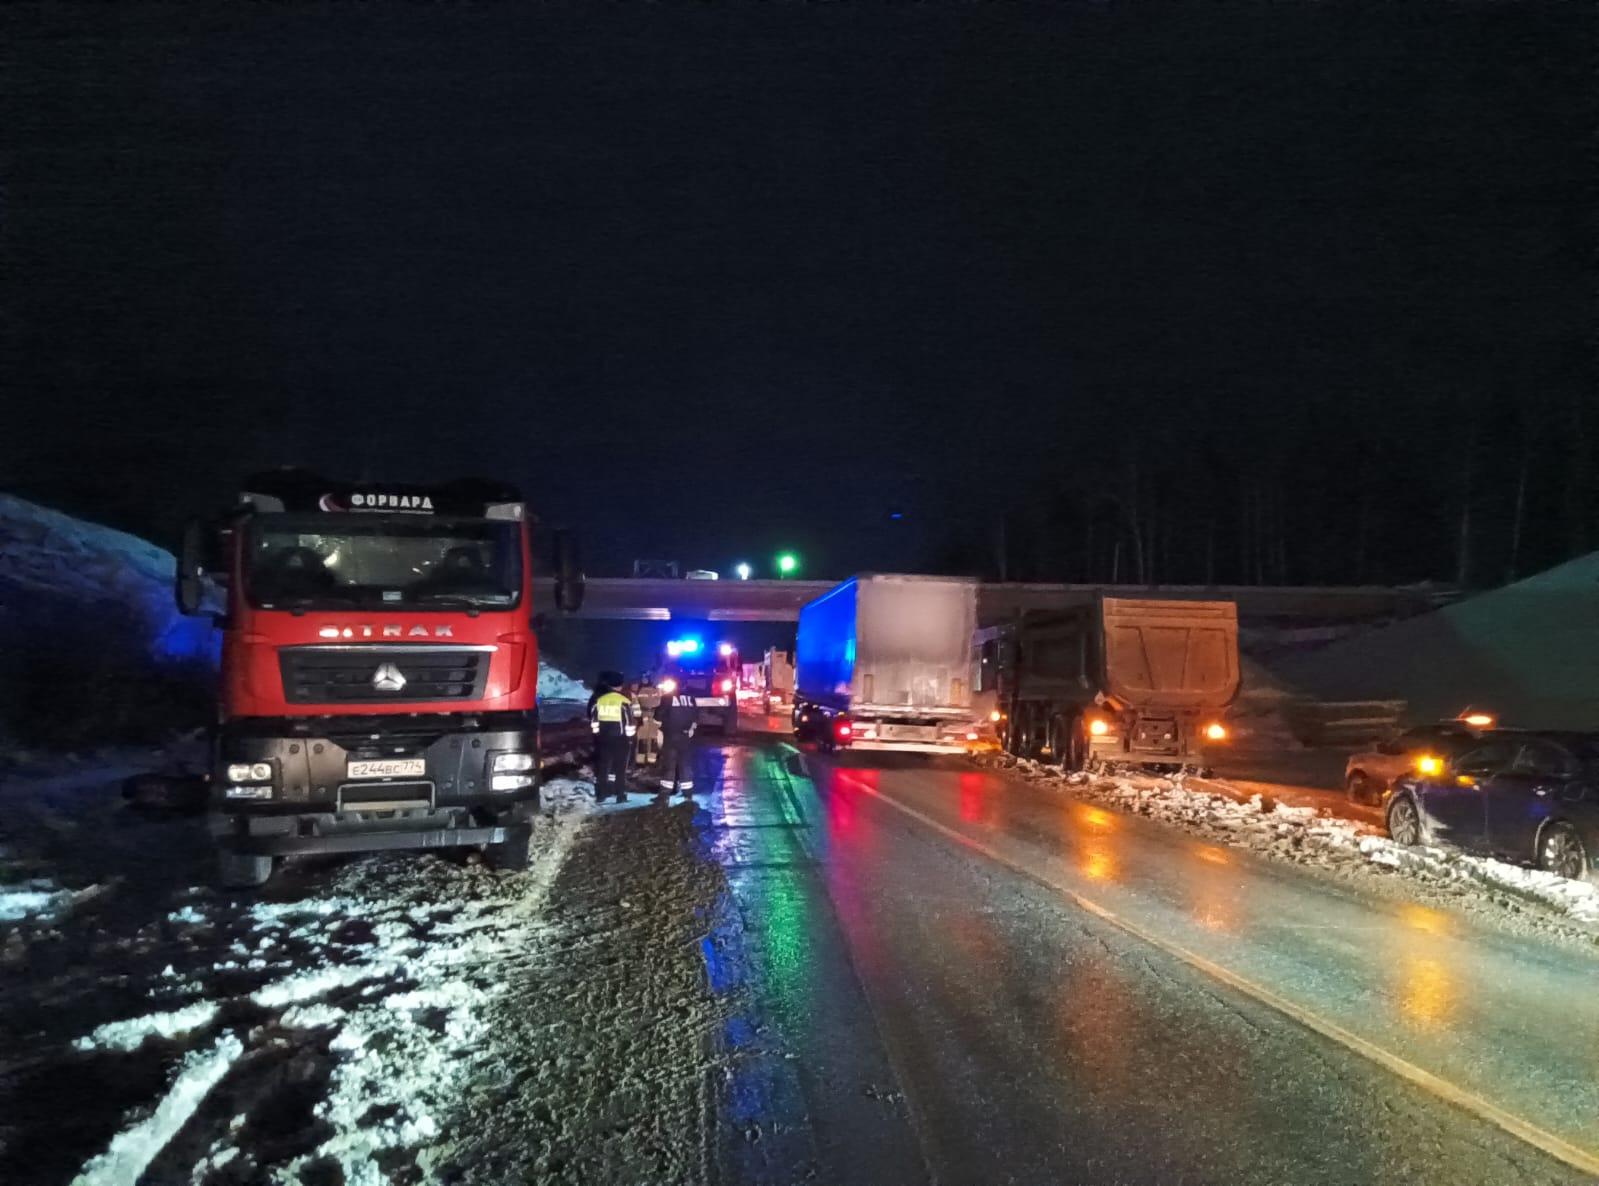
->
[[4, 3, 1594, 584]]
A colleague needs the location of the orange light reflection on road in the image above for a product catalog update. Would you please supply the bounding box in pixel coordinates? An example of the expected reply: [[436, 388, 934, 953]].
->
[[1074, 804, 1118, 832], [1080, 840, 1119, 883], [1399, 955, 1456, 1028], [1194, 845, 1231, 866], [1400, 904, 1449, 936]]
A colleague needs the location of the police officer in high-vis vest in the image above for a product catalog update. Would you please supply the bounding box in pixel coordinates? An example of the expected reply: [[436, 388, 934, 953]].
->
[[653, 689, 699, 798], [589, 677, 637, 804]]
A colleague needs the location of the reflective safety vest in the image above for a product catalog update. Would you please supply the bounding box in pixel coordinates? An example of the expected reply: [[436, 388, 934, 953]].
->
[[590, 691, 637, 736]]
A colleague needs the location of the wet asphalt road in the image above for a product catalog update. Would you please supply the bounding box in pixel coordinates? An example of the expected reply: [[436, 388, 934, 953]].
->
[[694, 734, 1599, 1186]]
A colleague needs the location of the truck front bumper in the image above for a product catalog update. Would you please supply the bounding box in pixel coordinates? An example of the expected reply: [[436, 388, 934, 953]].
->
[[215, 807, 527, 857], [211, 711, 539, 857]]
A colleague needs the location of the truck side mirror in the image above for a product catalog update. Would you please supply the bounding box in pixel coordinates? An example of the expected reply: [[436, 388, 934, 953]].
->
[[553, 529, 585, 613], [176, 519, 207, 616]]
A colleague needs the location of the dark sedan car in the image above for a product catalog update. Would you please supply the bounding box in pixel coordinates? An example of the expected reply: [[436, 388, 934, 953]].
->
[[1384, 731, 1599, 881]]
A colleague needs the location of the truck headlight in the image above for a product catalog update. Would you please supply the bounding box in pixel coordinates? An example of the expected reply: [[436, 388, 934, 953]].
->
[[491, 774, 536, 792], [492, 753, 535, 773], [226, 762, 273, 783]]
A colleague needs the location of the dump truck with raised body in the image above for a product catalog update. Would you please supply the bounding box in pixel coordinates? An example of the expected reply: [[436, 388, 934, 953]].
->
[[793, 574, 980, 751], [977, 597, 1239, 771]]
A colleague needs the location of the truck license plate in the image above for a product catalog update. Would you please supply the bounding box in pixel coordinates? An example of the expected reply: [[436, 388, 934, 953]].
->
[[347, 758, 426, 780]]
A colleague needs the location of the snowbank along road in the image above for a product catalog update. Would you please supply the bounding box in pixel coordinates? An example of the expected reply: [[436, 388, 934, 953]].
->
[[0, 763, 745, 1186], [7, 731, 1599, 1184]]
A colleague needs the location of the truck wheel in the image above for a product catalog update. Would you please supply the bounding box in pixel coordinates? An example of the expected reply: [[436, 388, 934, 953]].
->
[[1055, 717, 1087, 773], [1022, 706, 1044, 760], [1010, 708, 1032, 758], [491, 827, 533, 872], [219, 849, 274, 890]]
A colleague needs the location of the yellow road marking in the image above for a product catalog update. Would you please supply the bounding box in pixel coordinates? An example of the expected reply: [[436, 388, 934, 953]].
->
[[831, 766, 1599, 1179]]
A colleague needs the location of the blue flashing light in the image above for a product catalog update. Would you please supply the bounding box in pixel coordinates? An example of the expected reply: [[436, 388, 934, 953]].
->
[[667, 637, 702, 658]]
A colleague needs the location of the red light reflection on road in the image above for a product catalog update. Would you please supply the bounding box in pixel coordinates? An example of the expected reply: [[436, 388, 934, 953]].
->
[[825, 767, 878, 843], [959, 772, 985, 822]]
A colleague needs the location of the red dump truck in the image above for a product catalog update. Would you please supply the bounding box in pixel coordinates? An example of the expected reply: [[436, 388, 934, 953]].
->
[[977, 597, 1239, 772], [176, 470, 582, 886]]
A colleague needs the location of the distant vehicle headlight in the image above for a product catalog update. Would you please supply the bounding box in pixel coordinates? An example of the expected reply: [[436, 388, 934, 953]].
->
[[1416, 754, 1443, 777], [658, 678, 678, 694], [1088, 718, 1111, 737]]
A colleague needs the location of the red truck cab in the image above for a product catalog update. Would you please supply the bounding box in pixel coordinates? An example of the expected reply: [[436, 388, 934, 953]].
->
[[178, 470, 581, 886]]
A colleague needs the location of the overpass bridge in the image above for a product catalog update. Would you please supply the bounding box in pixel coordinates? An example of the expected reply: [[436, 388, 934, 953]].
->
[[534, 577, 1453, 628]]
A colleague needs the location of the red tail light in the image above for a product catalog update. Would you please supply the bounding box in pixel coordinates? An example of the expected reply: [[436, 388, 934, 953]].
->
[[720, 678, 734, 693], [835, 719, 852, 739]]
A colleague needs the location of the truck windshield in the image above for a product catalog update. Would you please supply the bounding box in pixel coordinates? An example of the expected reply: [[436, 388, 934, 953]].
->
[[245, 515, 522, 610]]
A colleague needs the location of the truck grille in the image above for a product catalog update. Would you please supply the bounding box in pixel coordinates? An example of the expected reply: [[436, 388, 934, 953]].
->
[[279, 646, 493, 705]]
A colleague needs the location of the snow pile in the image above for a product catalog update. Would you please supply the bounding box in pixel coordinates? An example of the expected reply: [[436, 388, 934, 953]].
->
[[0, 877, 75, 922], [538, 661, 589, 703], [1080, 772, 1372, 857], [0, 494, 217, 667], [222, 812, 585, 1184], [73, 1001, 221, 1053], [1273, 548, 1599, 729], [997, 756, 1599, 927], [61, 801, 593, 1185], [0, 495, 217, 750], [541, 775, 600, 813], [1360, 835, 1599, 923], [69, 1035, 243, 1186], [263, 845, 581, 1183], [250, 959, 404, 1009]]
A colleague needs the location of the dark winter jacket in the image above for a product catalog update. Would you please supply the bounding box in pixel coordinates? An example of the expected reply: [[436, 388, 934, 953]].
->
[[653, 693, 699, 741]]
